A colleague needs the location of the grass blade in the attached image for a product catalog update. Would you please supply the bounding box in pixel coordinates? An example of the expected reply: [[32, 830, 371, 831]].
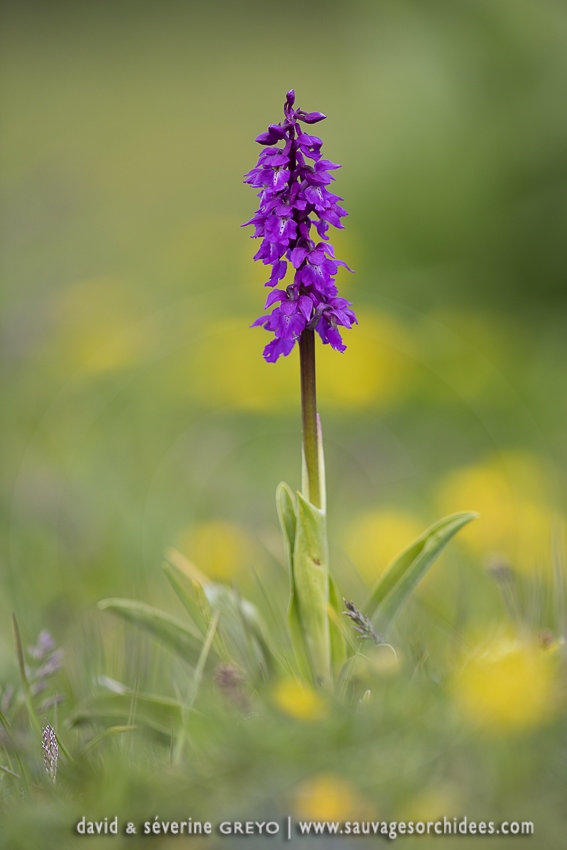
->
[[0, 709, 31, 792], [365, 512, 477, 630], [98, 599, 205, 665], [174, 611, 219, 763], [0, 764, 20, 779], [12, 613, 41, 734], [68, 691, 184, 736], [80, 725, 137, 758], [162, 561, 207, 634]]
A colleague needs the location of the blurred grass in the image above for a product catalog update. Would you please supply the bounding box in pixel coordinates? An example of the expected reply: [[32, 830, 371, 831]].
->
[[1, 0, 567, 846]]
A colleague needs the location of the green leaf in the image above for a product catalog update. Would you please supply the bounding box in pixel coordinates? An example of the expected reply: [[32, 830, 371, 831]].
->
[[286, 590, 312, 681], [365, 511, 478, 629], [187, 612, 219, 708], [328, 573, 347, 678], [80, 725, 137, 758], [0, 710, 12, 735], [292, 492, 331, 686], [0, 709, 31, 791], [237, 597, 281, 676], [276, 481, 297, 572], [12, 613, 41, 734], [0, 764, 20, 779], [98, 599, 204, 665], [162, 560, 208, 635], [174, 611, 219, 762], [54, 730, 72, 764], [68, 692, 184, 737], [203, 584, 272, 679], [164, 547, 209, 586], [163, 548, 273, 672], [278, 482, 310, 679]]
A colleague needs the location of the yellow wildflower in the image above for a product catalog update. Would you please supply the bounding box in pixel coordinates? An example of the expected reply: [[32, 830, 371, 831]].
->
[[177, 521, 254, 582], [344, 509, 424, 585], [293, 774, 361, 821], [453, 639, 557, 732], [437, 453, 556, 575], [273, 678, 328, 723]]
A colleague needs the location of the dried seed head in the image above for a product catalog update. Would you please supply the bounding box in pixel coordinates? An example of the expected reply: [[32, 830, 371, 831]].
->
[[538, 628, 555, 650], [213, 663, 250, 711], [487, 559, 515, 585], [42, 724, 58, 784], [342, 598, 384, 646]]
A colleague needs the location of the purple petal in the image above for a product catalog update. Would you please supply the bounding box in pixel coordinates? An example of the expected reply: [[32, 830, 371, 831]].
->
[[299, 111, 326, 124], [264, 289, 286, 308], [316, 319, 346, 352], [298, 295, 314, 320], [263, 338, 296, 363], [307, 248, 326, 265], [268, 153, 290, 167], [298, 133, 322, 148], [305, 170, 332, 186], [267, 260, 287, 286], [290, 246, 308, 268], [272, 168, 290, 191], [280, 299, 298, 317], [316, 159, 341, 171], [256, 124, 288, 145]]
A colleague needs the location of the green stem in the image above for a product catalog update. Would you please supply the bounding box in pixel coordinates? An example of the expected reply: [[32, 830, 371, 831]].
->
[[299, 328, 321, 508]]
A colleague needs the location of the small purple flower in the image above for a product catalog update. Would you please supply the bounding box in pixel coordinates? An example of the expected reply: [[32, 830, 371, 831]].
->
[[244, 91, 356, 362], [28, 630, 56, 660]]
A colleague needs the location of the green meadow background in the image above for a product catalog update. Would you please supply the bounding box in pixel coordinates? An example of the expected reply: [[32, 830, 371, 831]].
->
[[1, 0, 566, 847]]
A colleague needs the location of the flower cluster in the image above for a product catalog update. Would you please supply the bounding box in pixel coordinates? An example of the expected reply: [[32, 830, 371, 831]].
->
[[28, 629, 65, 710], [244, 90, 357, 362]]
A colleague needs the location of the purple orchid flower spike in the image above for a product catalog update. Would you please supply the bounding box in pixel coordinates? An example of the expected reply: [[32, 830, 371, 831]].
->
[[244, 90, 356, 364]]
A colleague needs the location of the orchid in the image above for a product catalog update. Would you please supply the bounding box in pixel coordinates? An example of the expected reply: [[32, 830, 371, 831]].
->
[[86, 94, 476, 703], [244, 90, 357, 364]]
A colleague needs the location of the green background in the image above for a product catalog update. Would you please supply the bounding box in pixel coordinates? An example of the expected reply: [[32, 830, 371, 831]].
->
[[1, 1, 566, 846]]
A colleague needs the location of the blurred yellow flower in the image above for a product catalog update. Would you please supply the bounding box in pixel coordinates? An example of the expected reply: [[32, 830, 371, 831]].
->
[[453, 640, 557, 732], [273, 678, 328, 723], [177, 521, 254, 581], [350, 643, 401, 681], [344, 509, 424, 585], [55, 277, 155, 376], [317, 310, 414, 408], [293, 774, 361, 821], [403, 785, 461, 822], [189, 319, 297, 411], [186, 309, 413, 412], [437, 453, 556, 574]]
